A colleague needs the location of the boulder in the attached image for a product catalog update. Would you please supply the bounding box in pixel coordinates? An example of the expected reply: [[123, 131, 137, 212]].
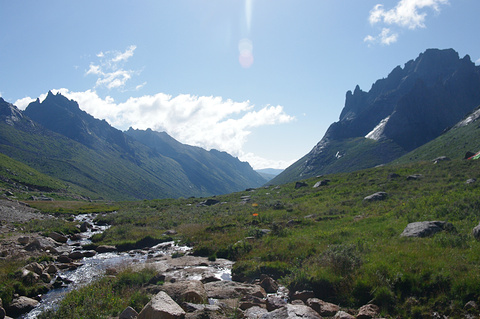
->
[[83, 250, 97, 258], [295, 182, 308, 189], [262, 304, 322, 318], [45, 264, 58, 274], [432, 156, 450, 164], [96, 245, 116, 253], [119, 306, 139, 319], [313, 180, 330, 188], [79, 221, 92, 232], [49, 231, 68, 243], [357, 304, 379, 319], [57, 255, 73, 263], [6, 296, 39, 317], [267, 296, 287, 311], [406, 174, 422, 180], [244, 306, 268, 318], [137, 291, 186, 319], [204, 281, 266, 299], [401, 221, 453, 237], [197, 199, 220, 207], [334, 310, 355, 319], [363, 192, 388, 202], [25, 262, 44, 275], [466, 178, 477, 184], [290, 290, 315, 303], [239, 294, 266, 310], [307, 298, 339, 317], [260, 275, 279, 293], [473, 223, 480, 241], [68, 251, 85, 260], [161, 280, 207, 304]]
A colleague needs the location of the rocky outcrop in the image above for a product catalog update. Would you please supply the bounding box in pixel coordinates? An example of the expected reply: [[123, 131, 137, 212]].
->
[[137, 291, 186, 319], [401, 221, 454, 237]]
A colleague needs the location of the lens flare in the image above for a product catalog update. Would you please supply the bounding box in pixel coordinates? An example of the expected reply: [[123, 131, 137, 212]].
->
[[238, 38, 254, 68]]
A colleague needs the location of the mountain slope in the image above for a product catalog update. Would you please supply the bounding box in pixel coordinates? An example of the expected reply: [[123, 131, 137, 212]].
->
[[125, 128, 266, 194], [1, 93, 265, 199], [272, 48, 480, 185]]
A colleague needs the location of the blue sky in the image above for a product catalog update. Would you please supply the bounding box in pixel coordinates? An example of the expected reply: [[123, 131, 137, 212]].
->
[[1, 0, 479, 169]]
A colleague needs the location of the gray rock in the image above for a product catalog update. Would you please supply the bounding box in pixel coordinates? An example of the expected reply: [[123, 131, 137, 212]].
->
[[137, 291, 185, 319], [290, 290, 315, 302], [0, 305, 5, 319], [261, 304, 322, 318], [25, 262, 43, 275], [334, 310, 355, 319], [313, 180, 329, 188], [68, 251, 85, 260], [95, 245, 116, 253], [204, 281, 266, 299], [6, 296, 39, 317], [407, 174, 422, 180], [466, 178, 477, 184], [197, 199, 220, 207], [259, 275, 279, 293], [79, 221, 92, 232], [473, 223, 480, 241], [161, 280, 207, 304], [432, 156, 450, 164], [244, 306, 268, 318], [363, 192, 388, 202], [119, 306, 139, 319], [17, 236, 30, 245], [306, 298, 339, 317], [401, 221, 453, 237], [357, 304, 379, 319], [57, 255, 73, 263], [45, 264, 58, 274], [295, 182, 308, 189], [49, 231, 68, 243], [266, 296, 287, 312]]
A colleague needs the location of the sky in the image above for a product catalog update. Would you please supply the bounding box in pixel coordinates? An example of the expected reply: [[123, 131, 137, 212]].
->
[[1, 0, 479, 169]]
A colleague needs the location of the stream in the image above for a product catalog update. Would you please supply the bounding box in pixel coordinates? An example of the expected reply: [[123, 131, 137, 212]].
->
[[22, 214, 233, 318]]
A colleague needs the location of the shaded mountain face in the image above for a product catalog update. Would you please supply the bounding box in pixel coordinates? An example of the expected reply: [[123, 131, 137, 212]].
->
[[1, 93, 266, 199], [272, 48, 480, 184], [125, 128, 267, 194]]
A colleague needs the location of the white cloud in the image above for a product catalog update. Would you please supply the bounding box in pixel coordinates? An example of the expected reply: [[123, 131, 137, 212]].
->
[[476, 58, 480, 66], [47, 89, 294, 168], [366, 0, 448, 45], [86, 45, 140, 90], [240, 152, 295, 170], [364, 28, 398, 45]]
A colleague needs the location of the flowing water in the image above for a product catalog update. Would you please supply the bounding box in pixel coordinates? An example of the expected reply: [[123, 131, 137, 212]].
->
[[22, 214, 232, 318]]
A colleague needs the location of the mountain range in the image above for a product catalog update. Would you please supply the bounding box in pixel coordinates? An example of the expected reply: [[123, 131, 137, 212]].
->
[[0, 92, 266, 200], [271, 48, 480, 185]]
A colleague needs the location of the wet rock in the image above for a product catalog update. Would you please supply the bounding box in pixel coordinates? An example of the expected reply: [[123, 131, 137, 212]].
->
[[334, 310, 355, 319], [57, 255, 73, 263], [259, 275, 279, 293], [290, 290, 315, 303], [244, 306, 268, 318], [363, 192, 388, 202], [201, 275, 220, 284], [307, 298, 339, 317], [83, 250, 97, 258], [96, 245, 116, 253], [204, 281, 266, 299], [267, 296, 287, 311], [49, 231, 68, 243], [357, 304, 380, 319], [70, 233, 83, 241], [79, 221, 92, 232], [295, 182, 308, 189], [137, 291, 186, 319], [262, 304, 322, 319], [68, 251, 85, 260], [45, 264, 58, 274], [6, 296, 39, 317], [401, 221, 454, 237], [119, 306, 139, 319], [161, 280, 207, 304]]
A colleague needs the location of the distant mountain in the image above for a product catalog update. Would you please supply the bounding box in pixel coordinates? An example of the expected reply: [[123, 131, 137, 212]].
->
[[272, 48, 480, 184], [125, 128, 267, 195], [255, 168, 284, 182], [0, 92, 266, 200]]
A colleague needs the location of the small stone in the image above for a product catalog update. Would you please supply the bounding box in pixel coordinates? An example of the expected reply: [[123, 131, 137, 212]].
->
[[357, 304, 380, 319]]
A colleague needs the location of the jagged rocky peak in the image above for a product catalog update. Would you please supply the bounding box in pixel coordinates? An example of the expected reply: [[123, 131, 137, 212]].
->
[[0, 97, 25, 125]]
